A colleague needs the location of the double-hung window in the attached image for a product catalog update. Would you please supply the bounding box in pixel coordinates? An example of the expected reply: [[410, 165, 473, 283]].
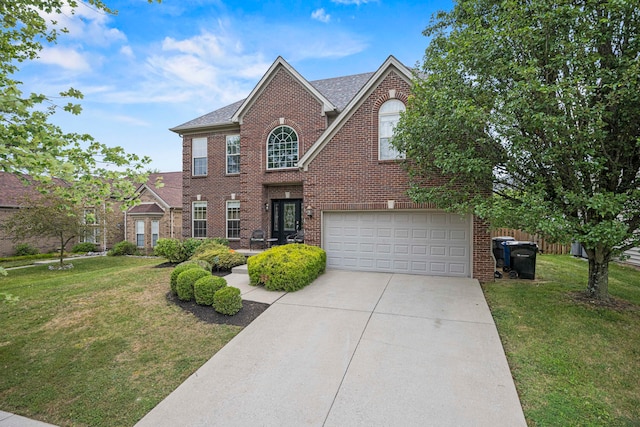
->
[[192, 137, 208, 176], [226, 200, 240, 240], [267, 126, 298, 169], [192, 201, 207, 238], [378, 99, 406, 160], [226, 135, 240, 174], [151, 220, 159, 247], [136, 220, 145, 247]]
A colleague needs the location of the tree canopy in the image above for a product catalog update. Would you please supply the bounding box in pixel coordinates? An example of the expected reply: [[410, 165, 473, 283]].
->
[[0, 0, 159, 209], [394, 0, 640, 300]]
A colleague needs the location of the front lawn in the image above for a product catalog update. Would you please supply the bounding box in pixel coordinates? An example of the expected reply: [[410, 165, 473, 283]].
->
[[0, 257, 242, 426], [484, 255, 640, 426]]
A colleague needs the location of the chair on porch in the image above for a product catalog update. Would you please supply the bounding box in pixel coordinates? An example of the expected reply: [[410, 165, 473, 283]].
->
[[250, 229, 266, 249], [286, 229, 304, 244]]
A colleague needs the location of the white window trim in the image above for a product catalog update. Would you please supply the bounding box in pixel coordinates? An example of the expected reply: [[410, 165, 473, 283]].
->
[[192, 201, 207, 238], [378, 99, 406, 161], [192, 137, 208, 176], [136, 220, 145, 248], [151, 220, 159, 247], [226, 134, 240, 175], [266, 126, 299, 170], [226, 200, 240, 240]]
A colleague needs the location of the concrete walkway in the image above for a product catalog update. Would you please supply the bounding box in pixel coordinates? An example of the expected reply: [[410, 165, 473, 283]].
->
[[136, 270, 526, 426]]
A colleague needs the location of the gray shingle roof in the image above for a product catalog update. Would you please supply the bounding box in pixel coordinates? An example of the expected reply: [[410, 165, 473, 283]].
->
[[170, 71, 375, 133]]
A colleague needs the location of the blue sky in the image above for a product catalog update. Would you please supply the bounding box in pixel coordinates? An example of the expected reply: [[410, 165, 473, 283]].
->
[[19, 0, 452, 172]]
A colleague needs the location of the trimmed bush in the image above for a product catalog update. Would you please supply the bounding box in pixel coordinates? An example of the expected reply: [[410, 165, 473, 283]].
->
[[212, 286, 242, 315], [108, 241, 138, 256], [14, 243, 39, 256], [192, 240, 229, 257], [71, 242, 97, 253], [170, 263, 205, 294], [176, 259, 212, 272], [248, 244, 326, 292], [194, 276, 227, 306], [154, 238, 188, 263], [176, 268, 210, 301], [194, 248, 246, 270]]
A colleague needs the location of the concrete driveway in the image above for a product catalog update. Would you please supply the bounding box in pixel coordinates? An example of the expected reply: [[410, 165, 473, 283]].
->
[[136, 270, 526, 427]]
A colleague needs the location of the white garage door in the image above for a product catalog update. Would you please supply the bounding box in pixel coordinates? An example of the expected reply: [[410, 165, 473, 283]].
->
[[323, 211, 471, 276]]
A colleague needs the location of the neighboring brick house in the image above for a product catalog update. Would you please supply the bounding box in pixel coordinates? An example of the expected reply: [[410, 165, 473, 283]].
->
[[171, 56, 493, 281], [0, 172, 122, 256], [124, 172, 182, 253]]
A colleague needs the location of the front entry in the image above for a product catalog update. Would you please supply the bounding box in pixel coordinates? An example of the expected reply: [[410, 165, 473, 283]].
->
[[271, 199, 302, 245]]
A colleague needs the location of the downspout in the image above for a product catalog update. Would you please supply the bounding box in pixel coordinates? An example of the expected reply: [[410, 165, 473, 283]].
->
[[124, 210, 127, 242]]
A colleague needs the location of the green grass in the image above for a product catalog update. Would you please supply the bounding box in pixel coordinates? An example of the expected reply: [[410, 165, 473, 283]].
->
[[0, 253, 60, 268], [484, 255, 640, 427], [0, 257, 241, 426]]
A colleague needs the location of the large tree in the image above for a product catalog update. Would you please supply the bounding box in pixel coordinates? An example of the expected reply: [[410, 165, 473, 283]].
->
[[394, 0, 640, 301], [0, 1, 159, 209]]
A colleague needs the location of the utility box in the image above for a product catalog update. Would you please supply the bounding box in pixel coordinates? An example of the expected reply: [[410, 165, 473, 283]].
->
[[504, 241, 539, 280]]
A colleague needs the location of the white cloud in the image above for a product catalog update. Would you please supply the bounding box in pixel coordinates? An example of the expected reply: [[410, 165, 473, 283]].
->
[[120, 45, 135, 58], [41, 2, 126, 46], [331, 0, 376, 4], [311, 8, 331, 23], [37, 47, 91, 71]]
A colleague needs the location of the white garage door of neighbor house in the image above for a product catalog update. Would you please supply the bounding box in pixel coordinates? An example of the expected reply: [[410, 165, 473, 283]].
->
[[323, 211, 471, 277]]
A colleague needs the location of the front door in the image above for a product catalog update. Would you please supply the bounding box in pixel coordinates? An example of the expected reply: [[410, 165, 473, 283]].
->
[[271, 199, 302, 245]]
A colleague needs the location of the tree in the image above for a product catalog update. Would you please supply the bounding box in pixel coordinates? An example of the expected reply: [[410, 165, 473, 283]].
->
[[2, 191, 95, 266], [0, 1, 160, 210], [394, 0, 640, 301]]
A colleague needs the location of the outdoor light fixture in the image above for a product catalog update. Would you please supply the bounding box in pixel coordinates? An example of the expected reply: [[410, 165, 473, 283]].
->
[[306, 206, 314, 217], [265, 203, 269, 211]]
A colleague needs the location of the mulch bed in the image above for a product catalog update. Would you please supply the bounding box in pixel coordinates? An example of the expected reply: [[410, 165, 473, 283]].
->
[[157, 262, 270, 326], [166, 292, 270, 326]]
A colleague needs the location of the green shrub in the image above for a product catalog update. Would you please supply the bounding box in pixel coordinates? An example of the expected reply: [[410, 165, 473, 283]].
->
[[14, 243, 39, 256], [170, 263, 205, 294], [193, 276, 227, 306], [248, 244, 326, 292], [154, 238, 188, 263], [193, 248, 246, 270], [108, 241, 138, 256], [212, 286, 242, 315], [71, 242, 97, 253], [192, 240, 228, 257], [176, 259, 212, 272], [176, 268, 210, 301]]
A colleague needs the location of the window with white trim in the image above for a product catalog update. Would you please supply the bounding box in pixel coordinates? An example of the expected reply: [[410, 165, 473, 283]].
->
[[378, 99, 406, 160], [192, 201, 207, 238], [226, 135, 240, 174], [267, 126, 298, 169], [151, 220, 159, 247], [226, 200, 240, 240], [192, 137, 208, 176], [136, 220, 145, 247], [82, 209, 98, 243]]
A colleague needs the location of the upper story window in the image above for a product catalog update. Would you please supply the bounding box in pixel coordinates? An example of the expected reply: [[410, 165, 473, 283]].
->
[[226, 135, 240, 174], [192, 137, 208, 176], [378, 99, 406, 161], [267, 126, 298, 170]]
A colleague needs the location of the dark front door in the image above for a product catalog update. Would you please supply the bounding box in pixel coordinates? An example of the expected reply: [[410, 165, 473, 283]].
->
[[271, 199, 302, 245]]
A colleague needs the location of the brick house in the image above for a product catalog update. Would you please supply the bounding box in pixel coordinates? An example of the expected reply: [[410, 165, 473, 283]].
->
[[0, 172, 123, 256], [171, 56, 493, 281], [124, 172, 182, 253]]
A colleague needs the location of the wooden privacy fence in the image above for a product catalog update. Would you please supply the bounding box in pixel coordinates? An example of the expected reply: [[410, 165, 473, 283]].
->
[[490, 228, 572, 255]]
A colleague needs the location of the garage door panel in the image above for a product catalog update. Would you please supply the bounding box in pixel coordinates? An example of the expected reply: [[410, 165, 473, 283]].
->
[[324, 211, 471, 277]]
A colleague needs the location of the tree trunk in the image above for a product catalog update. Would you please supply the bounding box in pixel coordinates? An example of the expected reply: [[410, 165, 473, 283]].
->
[[587, 254, 610, 301], [59, 235, 66, 266]]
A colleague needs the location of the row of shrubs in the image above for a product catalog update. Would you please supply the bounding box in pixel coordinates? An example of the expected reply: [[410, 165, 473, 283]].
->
[[248, 244, 326, 292], [11, 242, 99, 257], [170, 261, 242, 315]]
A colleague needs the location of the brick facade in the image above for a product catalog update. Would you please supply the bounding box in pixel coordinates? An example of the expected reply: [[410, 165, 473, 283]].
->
[[173, 56, 494, 281]]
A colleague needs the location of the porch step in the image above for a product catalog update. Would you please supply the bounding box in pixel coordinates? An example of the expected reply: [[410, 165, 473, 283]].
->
[[232, 264, 248, 274]]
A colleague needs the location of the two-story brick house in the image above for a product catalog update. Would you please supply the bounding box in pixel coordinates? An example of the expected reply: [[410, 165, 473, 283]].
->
[[171, 56, 493, 281]]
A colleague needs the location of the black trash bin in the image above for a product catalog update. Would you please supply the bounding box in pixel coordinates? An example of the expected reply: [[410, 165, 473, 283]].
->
[[504, 241, 538, 280], [492, 236, 516, 269]]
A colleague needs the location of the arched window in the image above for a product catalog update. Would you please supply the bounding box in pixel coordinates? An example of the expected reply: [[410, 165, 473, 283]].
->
[[267, 126, 299, 169], [378, 99, 405, 160]]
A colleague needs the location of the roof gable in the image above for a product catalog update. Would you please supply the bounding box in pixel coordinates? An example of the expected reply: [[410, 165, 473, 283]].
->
[[134, 172, 182, 209], [298, 56, 413, 170], [231, 56, 337, 124]]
